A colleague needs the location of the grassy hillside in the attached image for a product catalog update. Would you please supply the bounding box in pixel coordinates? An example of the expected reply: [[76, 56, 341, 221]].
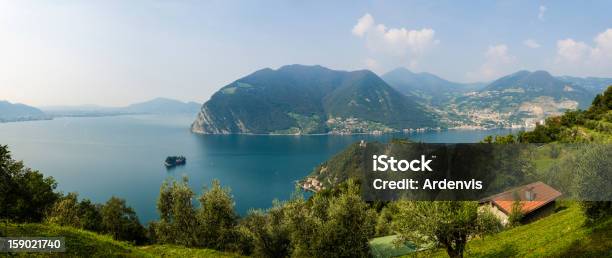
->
[[2, 223, 242, 257], [413, 202, 612, 257]]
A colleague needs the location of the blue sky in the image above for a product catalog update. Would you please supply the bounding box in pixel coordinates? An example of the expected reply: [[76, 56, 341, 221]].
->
[[1, 0, 611, 106]]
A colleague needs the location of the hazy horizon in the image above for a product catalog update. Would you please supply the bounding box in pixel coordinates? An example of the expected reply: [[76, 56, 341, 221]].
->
[[2, 1, 611, 106]]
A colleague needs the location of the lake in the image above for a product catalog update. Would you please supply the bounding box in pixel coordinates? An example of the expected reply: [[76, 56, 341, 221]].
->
[[0, 115, 519, 222]]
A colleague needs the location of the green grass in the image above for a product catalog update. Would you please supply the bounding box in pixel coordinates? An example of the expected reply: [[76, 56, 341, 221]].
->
[[1, 223, 243, 257], [138, 245, 242, 258], [410, 202, 612, 257], [369, 235, 417, 258]]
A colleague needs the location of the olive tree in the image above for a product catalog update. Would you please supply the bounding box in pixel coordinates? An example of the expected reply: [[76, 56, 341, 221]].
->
[[393, 201, 500, 258], [285, 180, 376, 258], [196, 179, 239, 250], [152, 176, 198, 246], [240, 200, 292, 257], [45, 193, 82, 227], [572, 144, 612, 223]]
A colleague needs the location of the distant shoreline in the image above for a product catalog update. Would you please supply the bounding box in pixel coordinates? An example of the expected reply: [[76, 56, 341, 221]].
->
[[0, 117, 53, 124], [0, 112, 197, 124], [1, 114, 528, 135], [190, 127, 526, 136]]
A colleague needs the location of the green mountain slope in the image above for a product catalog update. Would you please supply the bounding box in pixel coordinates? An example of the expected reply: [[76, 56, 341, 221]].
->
[[416, 202, 612, 257], [2, 223, 242, 257], [191, 65, 437, 135]]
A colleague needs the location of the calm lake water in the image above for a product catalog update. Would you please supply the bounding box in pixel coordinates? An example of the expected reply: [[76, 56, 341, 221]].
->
[[0, 115, 519, 222]]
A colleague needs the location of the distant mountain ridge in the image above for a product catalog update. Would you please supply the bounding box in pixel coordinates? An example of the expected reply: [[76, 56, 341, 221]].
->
[[0, 101, 48, 122], [556, 75, 612, 93], [379, 68, 610, 129], [450, 70, 596, 128], [123, 98, 201, 114], [382, 68, 484, 104], [192, 64, 437, 135], [42, 98, 201, 116], [484, 70, 592, 103]]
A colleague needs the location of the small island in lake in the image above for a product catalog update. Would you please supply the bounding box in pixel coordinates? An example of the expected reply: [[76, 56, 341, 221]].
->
[[164, 156, 186, 168]]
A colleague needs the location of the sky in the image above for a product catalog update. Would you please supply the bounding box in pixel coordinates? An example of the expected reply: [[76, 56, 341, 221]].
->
[[1, 0, 611, 106]]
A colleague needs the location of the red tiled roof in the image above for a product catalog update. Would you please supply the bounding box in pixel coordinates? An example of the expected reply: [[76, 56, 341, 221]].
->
[[482, 181, 562, 215]]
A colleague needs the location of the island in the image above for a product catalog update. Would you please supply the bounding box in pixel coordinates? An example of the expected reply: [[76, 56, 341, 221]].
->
[[164, 156, 186, 168]]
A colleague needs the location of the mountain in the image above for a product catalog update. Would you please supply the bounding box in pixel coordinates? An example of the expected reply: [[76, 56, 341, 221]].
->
[[192, 64, 437, 134], [481, 70, 593, 109], [0, 100, 48, 122], [450, 70, 595, 128], [41, 104, 123, 117], [123, 98, 201, 114], [43, 98, 201, 117], [484, 70, 592, 103], [556, 75, 612, 94], [42, 104, 118, 112], [380, 68, 609, 128], [382, 68, 484, 105]]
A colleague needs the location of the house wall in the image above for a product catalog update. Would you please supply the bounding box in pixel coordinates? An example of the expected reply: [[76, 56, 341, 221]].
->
[[479, 202, 509, 226]]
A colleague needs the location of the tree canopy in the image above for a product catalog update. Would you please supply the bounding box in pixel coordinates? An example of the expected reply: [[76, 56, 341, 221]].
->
[[0, 144, 59, 222], [393, 201, 501, 258]]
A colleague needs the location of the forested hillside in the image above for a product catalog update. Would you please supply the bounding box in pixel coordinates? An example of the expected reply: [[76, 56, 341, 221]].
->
[[192, 65, 437, 134]]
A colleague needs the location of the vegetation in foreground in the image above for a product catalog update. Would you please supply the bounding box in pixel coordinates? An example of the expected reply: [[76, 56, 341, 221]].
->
[[2, 222, 241, 257], [414, 202, 612, 257]]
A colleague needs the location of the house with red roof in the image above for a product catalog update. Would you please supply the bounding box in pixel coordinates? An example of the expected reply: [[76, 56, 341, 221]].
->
[[479, 181, 562, 225]]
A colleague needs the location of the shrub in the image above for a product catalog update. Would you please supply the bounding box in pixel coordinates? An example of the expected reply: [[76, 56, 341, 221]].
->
[[508, 198, 524, 227]]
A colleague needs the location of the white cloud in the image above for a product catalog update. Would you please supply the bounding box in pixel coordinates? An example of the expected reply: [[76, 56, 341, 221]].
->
[[352, 13, 374, 37], [485, 45, 514, 63], [467, 44, 517, 81], [592, 28, 612, 60], [553, 28, 612, 77], [523, 39, 541, 48], [352, 13, 438, 69], [556, 29, 612, 63], [538, 5, 547, 21], [557, 39, 590, 62]]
